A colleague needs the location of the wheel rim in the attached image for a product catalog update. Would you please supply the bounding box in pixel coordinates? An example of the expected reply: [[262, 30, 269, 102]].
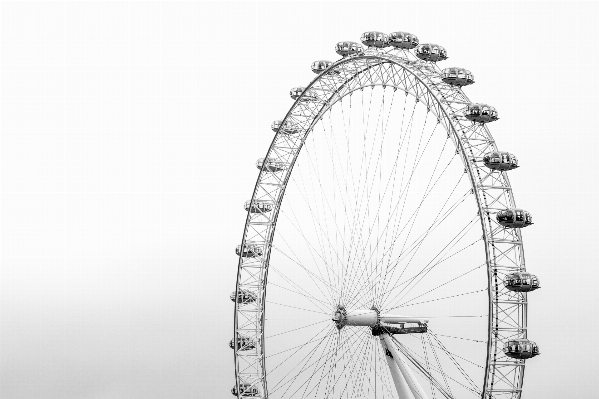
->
[[234, 48, 531, 399]]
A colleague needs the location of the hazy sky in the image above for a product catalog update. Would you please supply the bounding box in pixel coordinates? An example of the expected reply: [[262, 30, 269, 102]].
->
[[2, 1, 599, 398]]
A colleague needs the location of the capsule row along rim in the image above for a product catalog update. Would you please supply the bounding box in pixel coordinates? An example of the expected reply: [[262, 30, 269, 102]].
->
[[232, 29, 540, 398]]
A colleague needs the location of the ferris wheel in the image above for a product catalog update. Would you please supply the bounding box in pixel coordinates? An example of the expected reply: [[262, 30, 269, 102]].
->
[[231, 31, 541, 399]]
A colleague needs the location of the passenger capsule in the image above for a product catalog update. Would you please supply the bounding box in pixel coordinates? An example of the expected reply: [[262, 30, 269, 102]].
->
[[311, 60, 333, 74], [256, 157, 289, 173], [415, 43, 448, 62], [230, 289, 257, 305], [503, 339, 540, 359], [496, 208, 533, 228], [441, 67, 474, 87], [483, 151, 518, 171], [235, 244, 263, 258], [465, 103, 499, 123], [271, 120, 301, 135], [229, 335, 256, 351], [231, 383, 259, 397], [244, 200, 274, 214], [360, 31, 389, 48], [388, 31, 419, 49], [504, 272, 540, 292], [290, 87, 319, 102], [335, 41, 364, 57]]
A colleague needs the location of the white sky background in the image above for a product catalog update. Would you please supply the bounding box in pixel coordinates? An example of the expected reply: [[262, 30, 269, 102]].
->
[[1, 1, 598, 398]]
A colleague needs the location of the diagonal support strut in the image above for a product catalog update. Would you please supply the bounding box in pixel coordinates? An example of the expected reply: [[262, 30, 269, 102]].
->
[[382, 333, 430, 399]]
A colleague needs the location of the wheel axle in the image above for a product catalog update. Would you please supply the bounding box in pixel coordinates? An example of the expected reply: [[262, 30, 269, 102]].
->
[[332, 306, 429, 330]]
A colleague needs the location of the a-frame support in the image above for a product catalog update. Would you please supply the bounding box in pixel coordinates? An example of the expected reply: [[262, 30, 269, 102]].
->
[[380, 334, 429, 399]]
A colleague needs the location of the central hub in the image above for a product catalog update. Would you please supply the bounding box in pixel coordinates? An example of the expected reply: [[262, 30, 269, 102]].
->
[[332, 306, 379, 330], [331, 306, 347, 329], [332, 305, 430, 332]]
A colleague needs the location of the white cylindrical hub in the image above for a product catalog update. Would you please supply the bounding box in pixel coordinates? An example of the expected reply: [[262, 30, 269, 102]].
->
[[332, 307, 429, 330], [345, 309, 378, 327]]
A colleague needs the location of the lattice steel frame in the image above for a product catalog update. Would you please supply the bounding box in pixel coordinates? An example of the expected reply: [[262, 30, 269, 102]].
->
[[233, 49, 530, 399]]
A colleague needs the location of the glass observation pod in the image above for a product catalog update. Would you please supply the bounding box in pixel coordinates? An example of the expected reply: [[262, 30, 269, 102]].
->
[[465, 103, 499, 123], [415, 43, 448, 62], [289, 87, 319, 102], [483, 151, 519, 171], [503, 339, 540, 359], [388, 31, 419, 49], [504, 272, 541, 292], [311, 60, 334, 74], [441, 67, 475, 87], [231, 383, 260, 397], [229, 335, 256, 351], [256, 157, 289, 173], [360, 31, 390, 48], [244, 200, 274, 214], [230, 289, 257, 305], [271, 120, 301, 135], [496, 208, 533, 228], [335, 41, 364, 57], [235, 244, 263, 258]]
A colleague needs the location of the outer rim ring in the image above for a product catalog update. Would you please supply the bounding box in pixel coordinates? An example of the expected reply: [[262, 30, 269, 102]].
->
[[234, 51, 528, 399]]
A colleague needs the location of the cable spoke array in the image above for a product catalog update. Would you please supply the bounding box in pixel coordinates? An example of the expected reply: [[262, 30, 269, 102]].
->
[[233, 32, 538, 399]]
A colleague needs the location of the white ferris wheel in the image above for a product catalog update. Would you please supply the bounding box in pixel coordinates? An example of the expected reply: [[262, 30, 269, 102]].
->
[[231, 31, 541, 399]]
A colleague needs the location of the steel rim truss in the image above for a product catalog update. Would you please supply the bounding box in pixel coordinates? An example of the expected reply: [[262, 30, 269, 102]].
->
[[234, 50, 529, 399]]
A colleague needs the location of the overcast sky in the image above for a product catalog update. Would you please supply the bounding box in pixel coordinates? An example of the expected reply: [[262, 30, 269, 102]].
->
[[2, 1, 599, 398]]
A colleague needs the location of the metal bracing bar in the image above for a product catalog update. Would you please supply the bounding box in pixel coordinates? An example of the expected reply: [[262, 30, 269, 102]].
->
[[489, 265, 525, 270], [463, 137, 494, 143], [240, 264, 265, 269], [490, 240, 522, 245], [478, 185, 512, 190], [496, 327, 527, 331], [235, 329, 261, 336], [441, 99, 471, 105], [258, 182, 284, 187], [483, 207, 513, 212], [235, 352, 260, 357], [271, 146, 299, 151], [486, 389, 522, 392], [493, 362, 525, 366], [380, 338, 416, 399], [236, 322, 261, 330], [382, 334, 429, 399], [238, 281, 263, 286], [309, 87, 336, 93]]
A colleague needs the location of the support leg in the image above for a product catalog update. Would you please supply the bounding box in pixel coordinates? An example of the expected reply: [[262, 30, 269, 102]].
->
[[380, 337, 415, 399], [382, 334, 429, 399]]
